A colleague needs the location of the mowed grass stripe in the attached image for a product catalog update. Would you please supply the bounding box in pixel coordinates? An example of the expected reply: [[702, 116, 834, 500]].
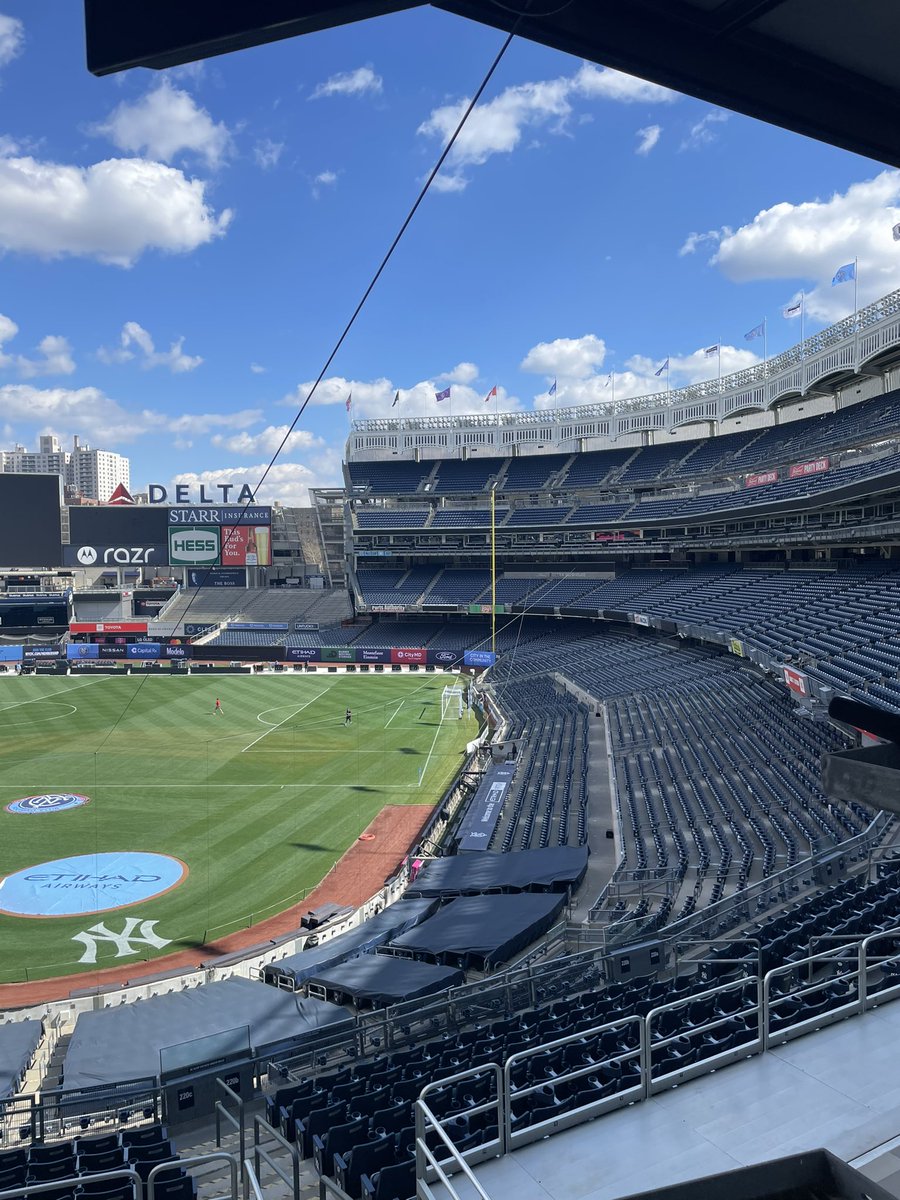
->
[[0, 674, 475, 980]]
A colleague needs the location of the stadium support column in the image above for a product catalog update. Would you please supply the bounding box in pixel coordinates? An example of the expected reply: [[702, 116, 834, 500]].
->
[[490, 483, 497, 657]]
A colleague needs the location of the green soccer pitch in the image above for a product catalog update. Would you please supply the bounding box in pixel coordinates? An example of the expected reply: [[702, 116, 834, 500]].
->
[[0, 672, 477, 984]]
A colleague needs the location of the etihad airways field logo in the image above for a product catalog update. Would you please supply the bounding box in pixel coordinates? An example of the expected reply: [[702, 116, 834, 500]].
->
[[0, 851, 188, 917], [6, 793, 90, 815]]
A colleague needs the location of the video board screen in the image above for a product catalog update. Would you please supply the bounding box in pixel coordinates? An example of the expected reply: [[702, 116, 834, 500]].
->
[[0, 475, 63, 567]]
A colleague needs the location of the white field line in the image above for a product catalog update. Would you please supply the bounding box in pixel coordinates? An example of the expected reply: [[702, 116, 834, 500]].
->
[[0, 781, 420, 791], [0, 676, 109, 714], [240, 688, 330, 752], [384, 700, 405, 728], [417, 693, 453, 788]]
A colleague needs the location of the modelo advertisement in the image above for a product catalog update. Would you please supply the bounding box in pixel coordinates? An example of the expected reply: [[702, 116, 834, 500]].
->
[[390, 648, 427, 664], [162, 643, 193, 659]]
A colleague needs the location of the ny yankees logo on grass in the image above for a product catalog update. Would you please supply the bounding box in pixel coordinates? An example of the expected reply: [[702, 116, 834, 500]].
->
[[72, 917, 171, 964]]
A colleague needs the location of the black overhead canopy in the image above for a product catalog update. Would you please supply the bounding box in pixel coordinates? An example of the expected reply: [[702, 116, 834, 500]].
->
[[407, 845, 589, 898], [84, 1, 900, 168]]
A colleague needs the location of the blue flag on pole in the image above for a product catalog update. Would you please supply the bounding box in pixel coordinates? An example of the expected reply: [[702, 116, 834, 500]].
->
[[744, 322, 764, 341], [783, 298, 802, 318], [548, 378, 557, 396], [435, 387, 450, 402], [832, 262, 856, 286], [704, 344, 719, 357], [654, 358, 669, 377]]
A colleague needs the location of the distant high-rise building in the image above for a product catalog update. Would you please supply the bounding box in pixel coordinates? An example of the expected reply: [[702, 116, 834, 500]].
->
[[0, 435, 130, 502]]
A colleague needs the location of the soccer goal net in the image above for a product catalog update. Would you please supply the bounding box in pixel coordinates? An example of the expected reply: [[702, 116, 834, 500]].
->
[[441, 684, 465, 720]]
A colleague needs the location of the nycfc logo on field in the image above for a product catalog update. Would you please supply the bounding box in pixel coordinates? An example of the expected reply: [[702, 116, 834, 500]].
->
[[6, 793, 90, 815]]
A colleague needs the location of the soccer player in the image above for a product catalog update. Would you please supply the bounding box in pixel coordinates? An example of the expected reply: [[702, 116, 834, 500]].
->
[[214, 698, 223, 716], [344, 708, 352, 726]]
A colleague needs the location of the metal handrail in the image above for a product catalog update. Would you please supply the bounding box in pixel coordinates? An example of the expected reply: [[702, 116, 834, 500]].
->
[[148, 1154, 238, 1200], [241, 1160, 264, 1200], [251, 1113, 299, 1200], [215, 1077, 245, 1176], [0, 1169, 143, 1200], [415, 1093, 496, 1200]]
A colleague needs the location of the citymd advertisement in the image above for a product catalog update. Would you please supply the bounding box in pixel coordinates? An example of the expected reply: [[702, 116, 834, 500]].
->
[[391, 648, 427, 664]]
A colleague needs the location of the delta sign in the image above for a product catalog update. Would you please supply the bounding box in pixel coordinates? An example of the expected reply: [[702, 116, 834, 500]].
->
[[148, 483, 257, 504]]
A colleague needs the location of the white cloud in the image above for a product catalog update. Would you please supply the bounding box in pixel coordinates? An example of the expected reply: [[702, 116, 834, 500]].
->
[[311, 169, 338, 199], [0, 381, 260, 446], [525, 340, 760, 409], [286, 370, 520, 419], [0, 150, 232, 266], [681, 109, 728, 151], [435, 361, 478, 385], [212, 425, 323, 456], [679, 228, 724, 257], [635, 124, 661, 156], [172, 456, 342, 506], [419, 61, 677, 190], [311, 65, 382, 100], [254, 138, 283, 170], [15, 334, 75, 378], [572, 63, 677, 105], [98, 321, 202, 372], [250, 362, 266, 374], [521, 334, 607, 380], [700, 170, 900, 321], [0, 14, 23, 71], [0, 316, 75, 378], [92, 79, 233, 169]]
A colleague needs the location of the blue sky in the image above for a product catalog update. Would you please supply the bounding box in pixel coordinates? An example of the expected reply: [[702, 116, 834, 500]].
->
[[0, 3, 897, 503]]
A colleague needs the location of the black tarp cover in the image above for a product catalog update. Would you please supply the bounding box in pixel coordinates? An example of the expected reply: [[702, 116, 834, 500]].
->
[[0, 1019, 42, 1098], [406, 846, 588, 898], [305, 955, 464, 1008], [386, 892, 566, 969], [62, 978, 352, 1088], [262, 898, 439, 988]]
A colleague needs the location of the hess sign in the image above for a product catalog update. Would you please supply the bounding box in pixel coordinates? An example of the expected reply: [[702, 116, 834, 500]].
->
[[169, 527, 219, 566]]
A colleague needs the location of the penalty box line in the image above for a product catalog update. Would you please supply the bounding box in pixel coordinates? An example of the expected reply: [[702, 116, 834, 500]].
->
[[241, 687, 332, 752]]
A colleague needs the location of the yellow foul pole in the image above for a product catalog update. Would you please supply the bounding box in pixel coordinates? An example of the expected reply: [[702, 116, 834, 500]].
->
[[491, 484, 496, 656]]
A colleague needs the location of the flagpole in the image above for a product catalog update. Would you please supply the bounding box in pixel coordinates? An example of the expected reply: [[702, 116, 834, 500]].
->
[[490, 485, 497, 658], [763, 318, 768, 377], [666, 358, 670, 396], [718, 341, 722, 389], [854, 256, 860, 371], [611, 371, 615, 406]]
